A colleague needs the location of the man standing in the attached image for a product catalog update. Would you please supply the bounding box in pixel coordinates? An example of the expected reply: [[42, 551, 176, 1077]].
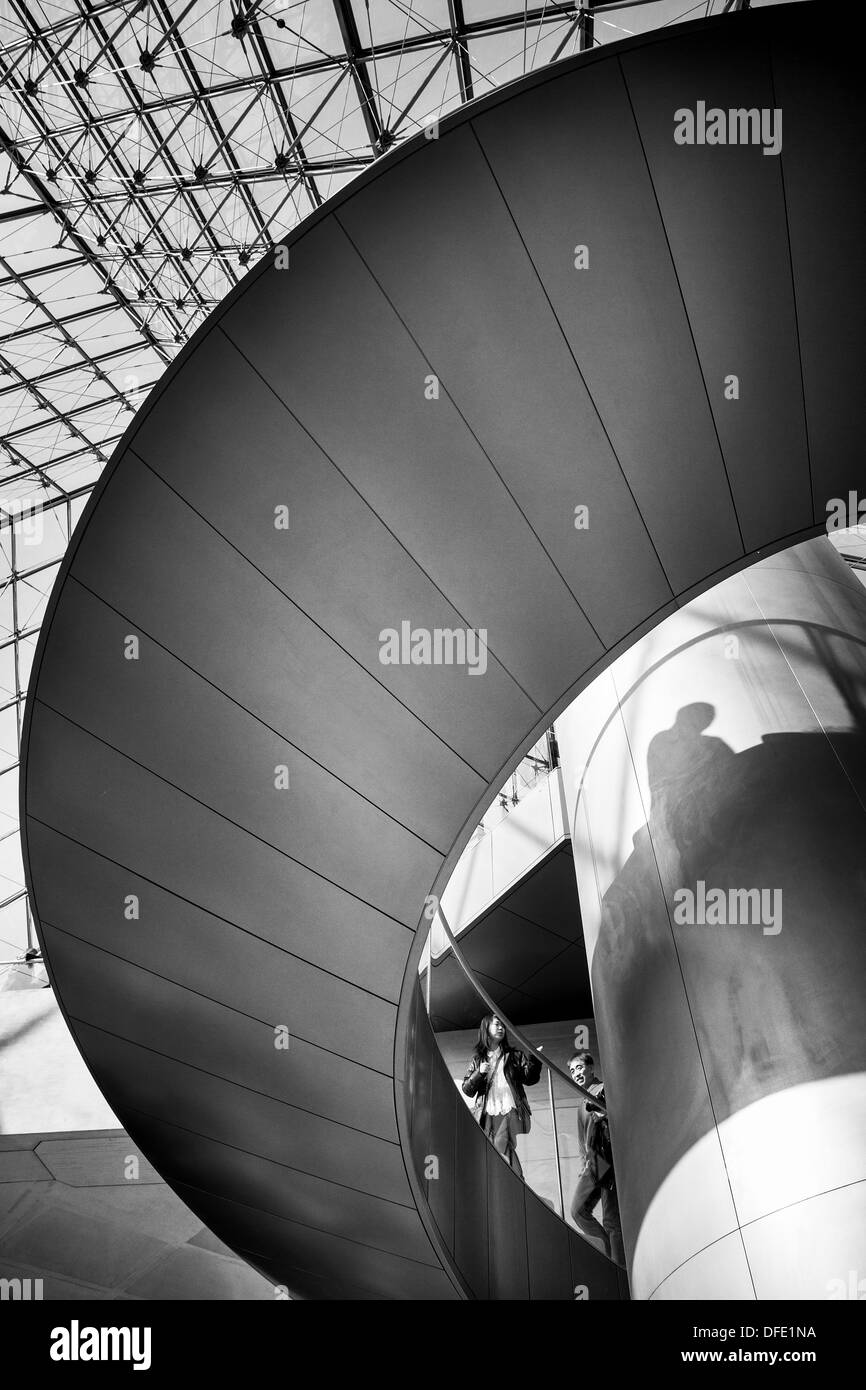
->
[[568, 1050, 625, 1268]]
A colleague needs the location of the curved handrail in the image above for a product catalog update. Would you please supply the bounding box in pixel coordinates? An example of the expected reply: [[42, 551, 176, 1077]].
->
[[571, 615, 866, 820], [435, 903, 606, 1116]]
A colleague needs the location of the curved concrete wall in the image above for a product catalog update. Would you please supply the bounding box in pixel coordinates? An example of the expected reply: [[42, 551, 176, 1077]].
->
[[556, 539, 866, 1298], [21, 5, 866, 1297]]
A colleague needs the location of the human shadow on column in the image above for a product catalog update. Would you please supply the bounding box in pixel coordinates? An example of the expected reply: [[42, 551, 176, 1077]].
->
[[591, 707, 866, 1272]]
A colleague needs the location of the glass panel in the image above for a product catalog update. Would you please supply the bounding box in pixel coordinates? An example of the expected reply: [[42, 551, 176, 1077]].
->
[[0, 643, 17, 702], [0, 703, 18, 770], [0, 828, 25, 900], [15, 564, 60, 635], [0, 767, 19, 838], [16, 633, 38, 696], [0, 894, 30, 965], [0, 578, 13, 639], [71, 495, 90, 530], [12, 500, 67, 573]]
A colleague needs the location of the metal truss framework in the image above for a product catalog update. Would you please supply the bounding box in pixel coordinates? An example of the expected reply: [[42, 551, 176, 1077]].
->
[[0, 0, 754, 966], [0, 0, 755, 507]]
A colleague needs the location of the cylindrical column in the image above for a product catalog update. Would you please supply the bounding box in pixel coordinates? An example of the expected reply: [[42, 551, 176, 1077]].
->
[[556, 537, 866, 1299]]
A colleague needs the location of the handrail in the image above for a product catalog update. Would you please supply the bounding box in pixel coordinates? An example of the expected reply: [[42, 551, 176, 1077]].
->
[[570, 615, 866, 820], [435, 903, 607, 1116]]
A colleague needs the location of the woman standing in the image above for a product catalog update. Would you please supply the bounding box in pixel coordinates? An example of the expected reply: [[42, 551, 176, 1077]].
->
[[462, 1013, 542, 1177]]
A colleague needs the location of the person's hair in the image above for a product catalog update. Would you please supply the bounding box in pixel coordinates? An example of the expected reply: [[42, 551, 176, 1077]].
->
[[570, 1050, 594, 1069], [473, 1012, 510, 1062]]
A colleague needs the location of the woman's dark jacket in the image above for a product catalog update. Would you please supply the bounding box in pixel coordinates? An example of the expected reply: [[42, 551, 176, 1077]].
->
[[461, 1046, 542, 1131]]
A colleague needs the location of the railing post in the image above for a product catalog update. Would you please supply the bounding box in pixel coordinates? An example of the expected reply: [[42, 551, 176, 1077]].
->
[[424, 938, 431, 1014], [547, 1065, 565, 1219]]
